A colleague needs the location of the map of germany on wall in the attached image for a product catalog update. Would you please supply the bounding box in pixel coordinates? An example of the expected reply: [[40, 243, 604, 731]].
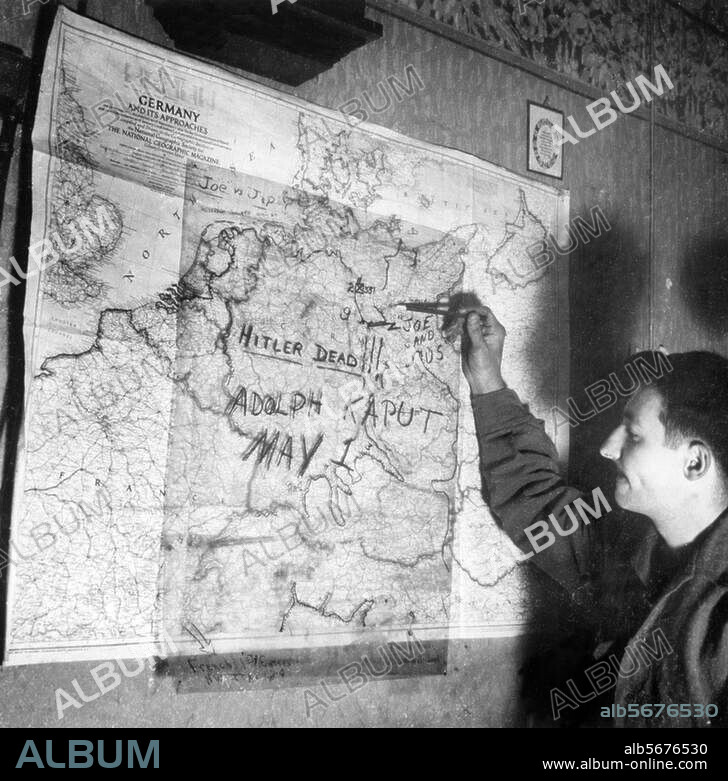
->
[[4, 8, 569, 664]]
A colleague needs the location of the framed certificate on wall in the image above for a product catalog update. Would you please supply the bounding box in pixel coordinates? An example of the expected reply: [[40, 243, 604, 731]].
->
[[527, 100, 564, 179]]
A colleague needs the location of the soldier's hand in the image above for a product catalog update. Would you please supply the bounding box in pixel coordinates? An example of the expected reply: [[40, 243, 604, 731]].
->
[[448, 306, 506, 395]]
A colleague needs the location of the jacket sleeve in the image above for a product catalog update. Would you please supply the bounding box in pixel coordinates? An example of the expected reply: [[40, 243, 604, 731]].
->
[[684, 588, 728, 727], [471, 387, 609, 603]]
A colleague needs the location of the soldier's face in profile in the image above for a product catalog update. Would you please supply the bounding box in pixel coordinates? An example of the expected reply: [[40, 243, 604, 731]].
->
[[599, 388, 687, 519]]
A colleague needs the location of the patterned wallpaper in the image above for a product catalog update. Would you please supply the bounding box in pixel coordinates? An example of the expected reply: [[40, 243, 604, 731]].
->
[[676, 0, 728, 35], [387, 0, 728, 143]]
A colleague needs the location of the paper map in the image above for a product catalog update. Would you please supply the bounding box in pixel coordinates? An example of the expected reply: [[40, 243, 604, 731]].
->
[[5, 8, 569, 664]]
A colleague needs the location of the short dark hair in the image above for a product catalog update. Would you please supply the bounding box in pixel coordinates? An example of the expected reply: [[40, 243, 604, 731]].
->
[[641, 351, 728, 477]]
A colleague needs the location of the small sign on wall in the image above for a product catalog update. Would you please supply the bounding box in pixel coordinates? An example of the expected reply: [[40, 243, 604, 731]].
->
[[527, 100, 564, 179]]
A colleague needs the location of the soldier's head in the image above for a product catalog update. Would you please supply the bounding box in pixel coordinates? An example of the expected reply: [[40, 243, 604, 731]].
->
[[600, 351, 728, 539]]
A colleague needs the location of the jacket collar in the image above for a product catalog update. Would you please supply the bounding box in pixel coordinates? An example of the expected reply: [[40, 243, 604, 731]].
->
[[631, 505, 728, 588]]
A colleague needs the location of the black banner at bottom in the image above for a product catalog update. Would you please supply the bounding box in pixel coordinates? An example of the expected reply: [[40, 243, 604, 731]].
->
[[0, 728, 727, 774]]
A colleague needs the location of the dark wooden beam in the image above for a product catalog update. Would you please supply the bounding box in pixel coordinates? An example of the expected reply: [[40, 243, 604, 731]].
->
[[145, 0, 383, 85]]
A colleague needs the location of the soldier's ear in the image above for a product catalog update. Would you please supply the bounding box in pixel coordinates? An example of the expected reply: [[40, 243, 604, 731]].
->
[[684, 441, 710, 481]]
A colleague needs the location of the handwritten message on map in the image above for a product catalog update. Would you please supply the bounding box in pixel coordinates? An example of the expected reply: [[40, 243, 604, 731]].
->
[[5, 8, 569, 664]]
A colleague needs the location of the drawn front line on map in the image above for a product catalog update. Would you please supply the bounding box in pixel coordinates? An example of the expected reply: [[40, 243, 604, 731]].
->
[[210, 510, 351, 579]]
